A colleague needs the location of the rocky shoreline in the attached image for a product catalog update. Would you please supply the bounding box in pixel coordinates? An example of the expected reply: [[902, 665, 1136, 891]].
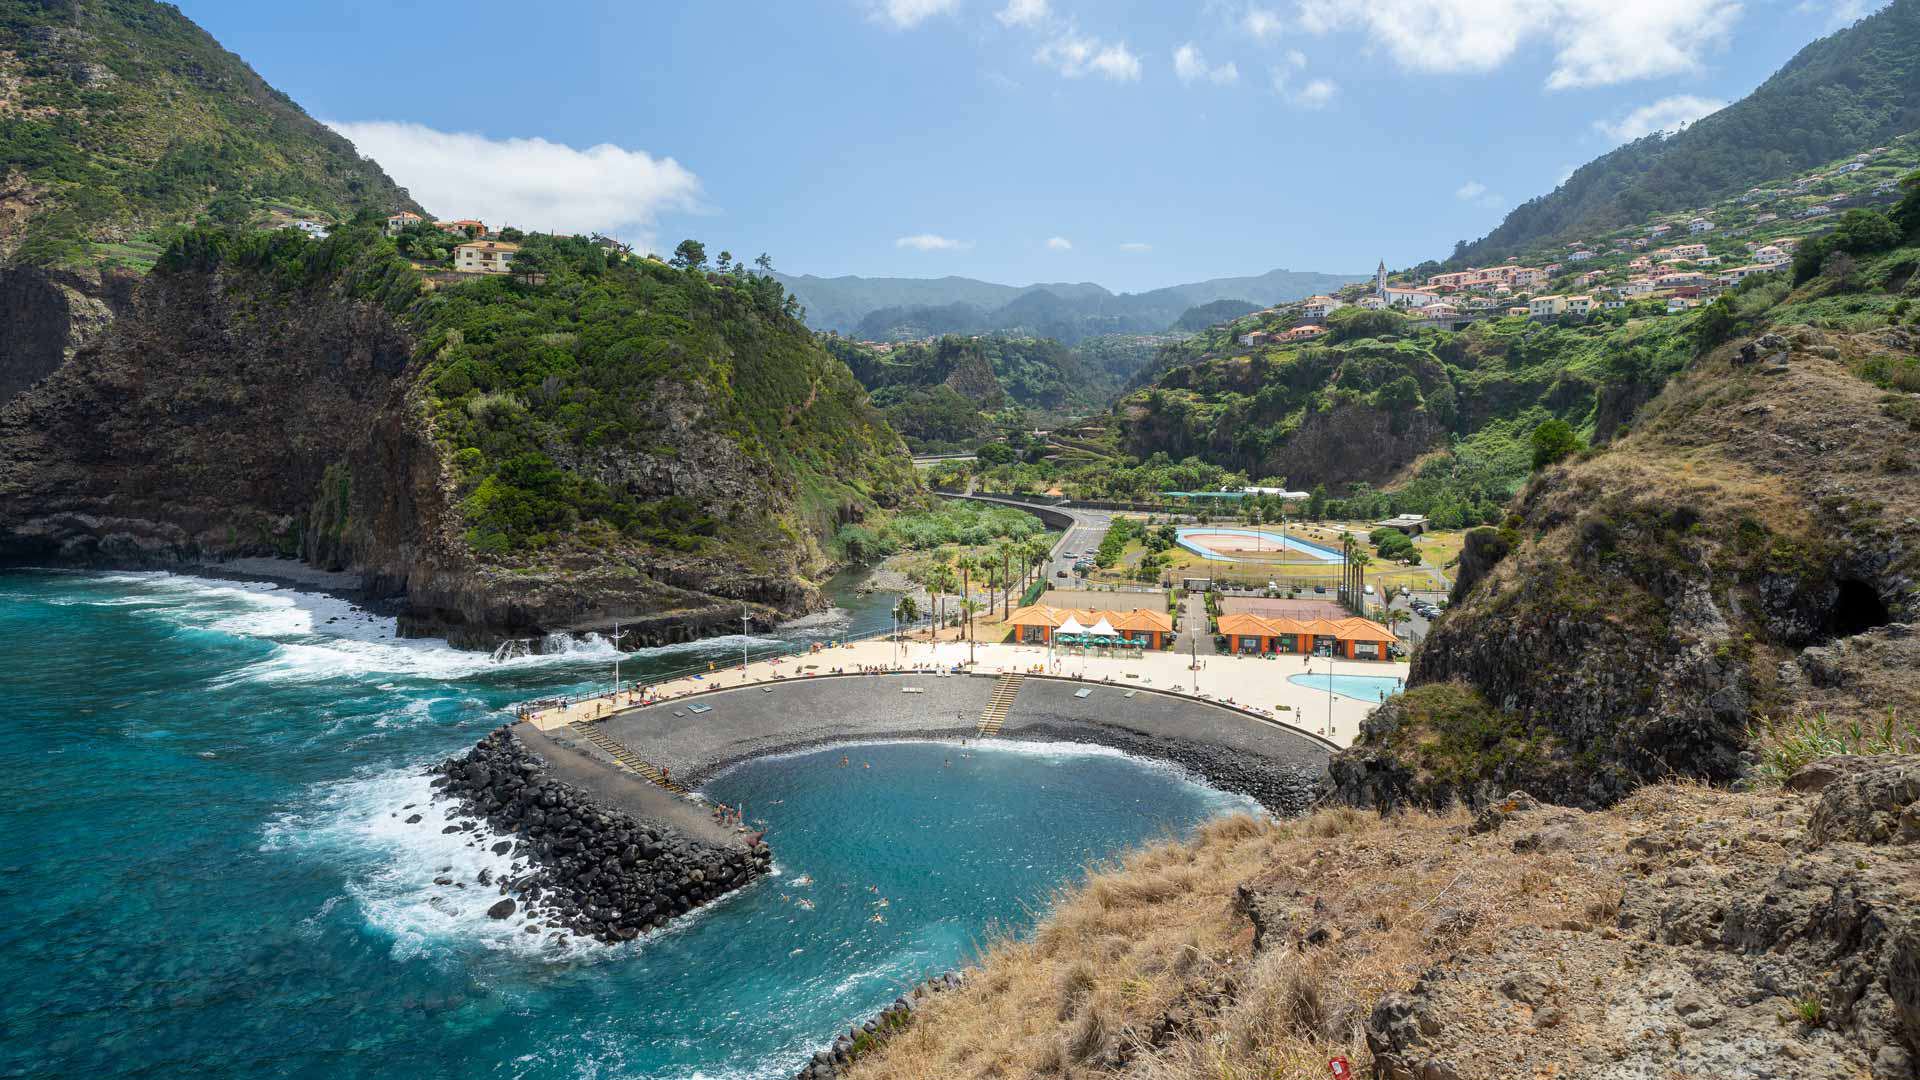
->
[[431, 728, 771, 944], [793, 971, 968, 1080]]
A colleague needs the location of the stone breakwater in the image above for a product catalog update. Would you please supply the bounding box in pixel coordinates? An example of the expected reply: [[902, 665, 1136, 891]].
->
[[432, 728, 771, 944], [792, 972, 967, 1080], [1016, 720, 1322, 816]]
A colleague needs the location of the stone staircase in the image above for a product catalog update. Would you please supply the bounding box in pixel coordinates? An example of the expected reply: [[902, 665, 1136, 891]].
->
[[568, 720, 686, 794], [975, 673, 1024, 737]]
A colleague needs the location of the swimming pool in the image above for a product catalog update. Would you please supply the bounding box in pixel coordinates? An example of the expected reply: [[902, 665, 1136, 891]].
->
[[1174, 527, 1346, 563], [1287, 672, 1403, 702]]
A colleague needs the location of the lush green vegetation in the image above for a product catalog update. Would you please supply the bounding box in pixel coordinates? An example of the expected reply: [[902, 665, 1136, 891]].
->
[[154, 220, 918, 564], [1449, 0, 1920, 265], [828, 334, 1135, 451], [834, 500, 1049, 562], [1170, 298, 1260, 331], [0, 0, 420, 268]]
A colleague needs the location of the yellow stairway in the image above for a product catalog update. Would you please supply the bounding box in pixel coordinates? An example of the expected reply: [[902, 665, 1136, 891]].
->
[[568, 720, 687, 795], [975, 674, 1024, 737]]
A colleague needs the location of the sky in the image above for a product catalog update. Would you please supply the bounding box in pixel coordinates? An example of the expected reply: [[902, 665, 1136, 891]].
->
[[179, 0, 1884, 293]]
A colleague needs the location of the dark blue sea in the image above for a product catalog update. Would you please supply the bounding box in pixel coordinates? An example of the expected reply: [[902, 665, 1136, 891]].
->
[[0, 569, 1253, 1080]]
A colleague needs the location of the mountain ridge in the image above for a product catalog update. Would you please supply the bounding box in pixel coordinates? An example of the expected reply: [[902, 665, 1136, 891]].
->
[[777, 266, 1366, 342], [1448, 0, 1920, 267]]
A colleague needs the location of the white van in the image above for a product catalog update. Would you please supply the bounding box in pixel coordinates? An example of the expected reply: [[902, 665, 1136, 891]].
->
[[1363, 584, 1375, 595]]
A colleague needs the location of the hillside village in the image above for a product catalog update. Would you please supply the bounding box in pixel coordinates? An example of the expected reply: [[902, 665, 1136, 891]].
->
[[1227, 137, 1919, 344]]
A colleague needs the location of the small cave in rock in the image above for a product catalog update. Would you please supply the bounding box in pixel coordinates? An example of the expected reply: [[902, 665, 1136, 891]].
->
[[1825, 579, 1890, 640]]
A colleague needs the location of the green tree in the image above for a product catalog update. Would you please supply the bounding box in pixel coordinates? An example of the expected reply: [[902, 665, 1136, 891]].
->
[[1830, 208, 1901, 255], [670, 239, 708, 271], [1530, 419, 1583, 470]]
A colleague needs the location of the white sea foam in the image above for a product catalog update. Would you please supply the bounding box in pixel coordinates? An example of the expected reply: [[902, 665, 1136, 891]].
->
[[264, 765, 584, 961], [68, 569, 789, 686]]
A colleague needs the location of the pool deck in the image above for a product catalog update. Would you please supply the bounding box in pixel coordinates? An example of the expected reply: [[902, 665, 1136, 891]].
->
[[525, 638, 1403, 748]]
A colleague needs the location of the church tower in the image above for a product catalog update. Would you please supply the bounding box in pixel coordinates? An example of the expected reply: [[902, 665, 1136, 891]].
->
[[1375, 259, 1387, 296]]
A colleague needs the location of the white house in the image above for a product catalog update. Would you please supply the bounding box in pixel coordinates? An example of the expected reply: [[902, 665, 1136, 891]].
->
[[1382, 286, 1439, 308], [454, 239, 520, 274], [1754, 245, 1787, 264], [1602, 298, 1627, 310], [293, 220, 330, 239], [384, 211, 424, 235], [1356, 295, 1387, 310], [1300, 295, 1346, 319], [1568, 249, 1594, 261], [1688, 218, 1715, 234], [1529, 295, 1568, 318], [1564, 295, 1594, 316]]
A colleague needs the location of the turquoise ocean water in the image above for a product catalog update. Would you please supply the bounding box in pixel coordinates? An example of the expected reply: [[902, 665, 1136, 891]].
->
[[0, 569, 1253, 1080]]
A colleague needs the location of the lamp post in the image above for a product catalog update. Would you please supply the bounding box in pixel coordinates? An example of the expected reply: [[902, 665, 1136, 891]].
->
[[741, 607, 749, 676]]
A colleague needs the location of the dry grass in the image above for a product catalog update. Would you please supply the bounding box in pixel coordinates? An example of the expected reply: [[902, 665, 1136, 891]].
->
[[844, 800, 1629, 1080]]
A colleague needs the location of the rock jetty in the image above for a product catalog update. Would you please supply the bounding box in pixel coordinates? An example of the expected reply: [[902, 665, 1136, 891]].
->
[[432, 727, 770, 943], [792, 972, 967, 1080]]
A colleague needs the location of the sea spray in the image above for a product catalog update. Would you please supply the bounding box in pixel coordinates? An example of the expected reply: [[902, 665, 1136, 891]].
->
[[431, 728, 772, 944]]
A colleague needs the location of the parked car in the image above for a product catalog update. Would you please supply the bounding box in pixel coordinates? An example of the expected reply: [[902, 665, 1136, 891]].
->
[[1056, 569, 1069, 578], [1313, 584, 1326, 593], [1363, 584, 1375, 596]]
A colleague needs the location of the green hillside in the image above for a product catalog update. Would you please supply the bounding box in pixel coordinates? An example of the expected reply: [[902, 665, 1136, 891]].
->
[[0, 0, 422, 270], [784, 268, 1365, 343], [1452, 0, 1920, 266]]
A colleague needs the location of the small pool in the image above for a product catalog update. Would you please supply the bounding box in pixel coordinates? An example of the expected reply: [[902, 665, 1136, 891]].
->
[[1288, 672, 1403, 702]]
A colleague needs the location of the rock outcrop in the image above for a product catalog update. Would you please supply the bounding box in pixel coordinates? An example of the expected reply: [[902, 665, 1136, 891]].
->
[[432, 727, 771, 944], [1331, 330, 1920, 810], [1360, 759, 1920, 1080], [0, 265, 138, 404], [0, 229, 919, 648]]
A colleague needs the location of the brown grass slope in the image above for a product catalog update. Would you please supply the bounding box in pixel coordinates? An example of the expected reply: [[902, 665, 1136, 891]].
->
[[1333, 327, 1920, 811], [841, 756, 1919, 1080]]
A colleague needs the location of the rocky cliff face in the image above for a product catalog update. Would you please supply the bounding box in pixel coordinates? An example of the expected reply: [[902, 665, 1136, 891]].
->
[[1330, 329, 1920, 810], [0, 259, 411, 565], [0, 264, 138, 403], [0, 231, 918, 648]]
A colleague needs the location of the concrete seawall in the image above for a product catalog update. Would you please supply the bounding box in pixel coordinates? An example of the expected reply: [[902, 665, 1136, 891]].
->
[[592, 672, 1333, 813]]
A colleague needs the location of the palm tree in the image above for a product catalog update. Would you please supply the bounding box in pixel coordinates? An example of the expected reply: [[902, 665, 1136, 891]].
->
[[927, 564, 956, 639]]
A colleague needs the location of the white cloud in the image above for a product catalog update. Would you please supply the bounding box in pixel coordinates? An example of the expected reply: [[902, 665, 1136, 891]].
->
[[1270, 63, 1336, 108], [996, 0, 1050, 26], [872, 0, 958, 29], [1293, 77, 1337, 106], [1174, 43, 1240, 85], [1045, 236, 1073, 250], [1283, 48, 1308, 68], [1244, 6, 1286, 39], [1293, 0, 1742, 89], [1454, 179, 1504, 207], [326, 121, 698, 245], [896, 233, 970, 251], [1119, 241, 1153, 252], [1036, 32, 1143, 80], [1593, 93, 1727, 142], [1796, 0, 1877, 28]]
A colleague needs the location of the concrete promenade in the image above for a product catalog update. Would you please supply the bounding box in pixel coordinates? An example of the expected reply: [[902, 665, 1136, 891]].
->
[[526, 637, 1404, 748]]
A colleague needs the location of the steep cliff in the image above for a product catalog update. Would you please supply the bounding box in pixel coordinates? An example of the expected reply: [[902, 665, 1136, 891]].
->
[[0, 263, 137, 402], [0, 224, 921, 647], [1330, 327, 1920, 810]]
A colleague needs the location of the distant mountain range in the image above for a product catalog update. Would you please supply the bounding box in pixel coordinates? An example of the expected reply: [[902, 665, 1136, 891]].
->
[[1450, 0, 1920, 267], [775, 267, 1367, 344]]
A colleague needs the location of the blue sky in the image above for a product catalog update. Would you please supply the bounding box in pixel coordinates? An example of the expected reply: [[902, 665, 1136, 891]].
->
[[180, 0, 1879, 292]]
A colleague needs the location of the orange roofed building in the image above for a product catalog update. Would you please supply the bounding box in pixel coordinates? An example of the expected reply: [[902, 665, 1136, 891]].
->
[[1216, 612, 1396, 660], [1004, 605, 1174, 649]]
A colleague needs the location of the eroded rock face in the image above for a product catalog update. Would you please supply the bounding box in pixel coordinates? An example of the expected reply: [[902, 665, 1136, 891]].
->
[[1343, 760, 1920, 1080], [433, 728, 771, 944], [1332, 336, 1920, 811], [0, 265, 138, 404]]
